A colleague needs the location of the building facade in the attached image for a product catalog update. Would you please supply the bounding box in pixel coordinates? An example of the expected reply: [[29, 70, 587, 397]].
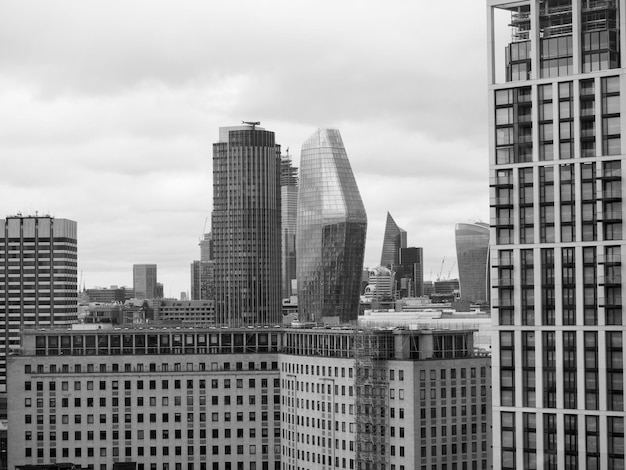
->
[[281, 155, 298, 300], [212, 124, 282, 326], [0, 215, 77, 393], [397, 247, 424, 298], [296, 129, 367, 324], [8, 325, 491, 470], [455, 222, 490, 304], [488, 1, 625, 469], [132, 265, 158, 300], [380, 212, 407, 269]]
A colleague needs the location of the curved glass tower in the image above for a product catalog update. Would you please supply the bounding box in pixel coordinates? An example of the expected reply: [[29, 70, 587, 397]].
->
[[296, 129, 367, 324], [455, 222, 490, 304]]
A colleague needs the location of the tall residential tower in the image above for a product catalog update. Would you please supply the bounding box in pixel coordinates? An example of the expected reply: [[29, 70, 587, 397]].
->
[[212, 123, 282, 326], [281, 154, 298, 299], [488, 2, 625, 469], [297, 128, 367, 323]]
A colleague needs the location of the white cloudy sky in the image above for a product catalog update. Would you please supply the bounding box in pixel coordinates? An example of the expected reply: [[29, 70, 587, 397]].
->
[[0, 0, 490, 297]]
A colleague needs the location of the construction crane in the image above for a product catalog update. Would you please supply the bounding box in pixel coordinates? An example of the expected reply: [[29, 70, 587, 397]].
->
[[437, 256, 446, 281], [447, 260, 457, 280]]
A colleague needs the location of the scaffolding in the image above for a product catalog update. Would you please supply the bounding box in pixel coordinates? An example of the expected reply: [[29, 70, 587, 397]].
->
[[354, 330, 390, 470]]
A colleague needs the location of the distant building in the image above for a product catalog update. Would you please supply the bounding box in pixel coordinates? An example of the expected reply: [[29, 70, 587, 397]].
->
[[281, 154, 298, 299], [153, 299, 215, 325], [212, 123, 282, 326], [0, 215, 77, 392], [396, 246, 424, 297], [84, 286, 130, 304], [455, 222, 490, 304], [434, 279, 460, 295], [191, 233, 215, 301], [199, 232, 213, 262], [363, 266, 395, 306], [132, 264, 157, 299], [380, 212, 407, 268], [297, 129, 367, 324], [156, 283, 163, 299]]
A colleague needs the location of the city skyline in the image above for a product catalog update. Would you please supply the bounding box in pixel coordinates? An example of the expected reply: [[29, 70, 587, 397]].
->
[[0, 1, 489, 297]]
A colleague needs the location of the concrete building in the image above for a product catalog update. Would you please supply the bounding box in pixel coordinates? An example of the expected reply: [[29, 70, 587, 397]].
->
[[455, 222, 490, 305], [8, 325, 491, 470], [153, 300, 215, 325], [488, 2, 625, 469], [0, 215, 77, 393], [132, 265, 157, 300], [281, 155, 298, 300], [212, 123, 282, 326], [84, 287, 132, 304], [297, 129, 367, 324], [380, 212, 407, 269]]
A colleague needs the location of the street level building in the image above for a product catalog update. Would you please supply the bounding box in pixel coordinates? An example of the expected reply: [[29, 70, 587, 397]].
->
[[212, 124, 282, 326], [488, 1, 625, 469], [0, 215, 77, 393], [8, 325, 491, 470], [297, 129, 367, 324]]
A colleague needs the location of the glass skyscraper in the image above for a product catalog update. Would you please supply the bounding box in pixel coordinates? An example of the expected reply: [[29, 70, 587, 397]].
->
[[281, 155, 298, 299], [296, 128, 367, 323], [380, 212, 407, 268], [212, 124, 282, 326], [488, 2, 624, 469], [455, 222, 490, 304]]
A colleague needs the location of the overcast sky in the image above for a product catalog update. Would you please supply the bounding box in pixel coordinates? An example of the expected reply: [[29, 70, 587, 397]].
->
[[0, 0, 490, 297]]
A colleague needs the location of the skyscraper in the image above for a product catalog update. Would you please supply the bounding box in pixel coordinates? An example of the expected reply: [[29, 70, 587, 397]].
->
[[0, 215, 77, 392], [397, 246, 424, 297], [191, 233, 215, 301], [212, 123, 282, 326], [488, 2, 624, 469], [380, 212, 407, 268], [132, 264, 157, 299], [297, 128, 367, 323], [455, 222, 490, 304], [281, 154, 298, 299]]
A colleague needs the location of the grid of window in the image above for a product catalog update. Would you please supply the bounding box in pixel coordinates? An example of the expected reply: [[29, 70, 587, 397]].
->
[[522, 413, 536, 470], [606, 331, 624, 411], [541, 249, 555, 325], [583, 247, 597, 325], [522, 332, 535, 407], [519, 168, 534, 243], [539, 167, 555, 242], [584, 331, 599, 410], [560, 165, 575, 242], [558, 81, 574, 158], [580, 79, 596, 157], [494, 87, 533, 164], [543, 331, 556, 408], [520, 250, 534, 325], [500, 332, 515, 407], [581, 162, 597, 241], [539, 84, 554, 159], [563, 331, 577, 409], [501, 412, 516, 470], [539, 2, 573, 78], [604, 245, 622, 325], [561, 247, 576, 324]]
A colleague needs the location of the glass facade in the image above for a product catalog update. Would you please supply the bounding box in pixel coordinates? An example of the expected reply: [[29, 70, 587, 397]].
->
[[455, 222, 490, 304], [296, 129, 367, 323], [489, 1, 624, 469], [212, 125, 282, 326], [280, 156, 298, 299], [380, 212, 407, 268]]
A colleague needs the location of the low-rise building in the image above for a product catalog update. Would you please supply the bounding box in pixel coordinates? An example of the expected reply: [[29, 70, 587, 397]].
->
[[8, 326, 491, 470]]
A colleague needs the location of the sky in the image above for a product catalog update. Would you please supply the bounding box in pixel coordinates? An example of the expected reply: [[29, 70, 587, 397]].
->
[[0, 0, 490, 298]]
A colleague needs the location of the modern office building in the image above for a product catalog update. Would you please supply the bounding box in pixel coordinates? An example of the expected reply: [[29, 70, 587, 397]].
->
[[396, 247, 424, 298], [84, 287, 133, 304], [455, 222, 490, 304], [191, 234, 216, 302], [8, 325, 491, 470], [488, 2, 625, 469], [296, 129, 367, 324], [212, 123, 282, 326], [0, 215, 77, 393], [132, 265, 158, 300], [281, 155, 298, 299], [380, 212, 407, 269]]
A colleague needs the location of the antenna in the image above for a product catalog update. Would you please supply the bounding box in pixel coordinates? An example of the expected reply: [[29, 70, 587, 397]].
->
[[242, 120, 261, 130]]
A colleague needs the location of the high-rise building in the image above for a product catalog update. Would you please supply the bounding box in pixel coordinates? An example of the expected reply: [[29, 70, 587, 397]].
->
[[9, 325, 491, 470], [212, 123, 282, 326], [281, 154, 298, 299], [132, 264, 157, 299], [488, 2, 624, 469], [0, 215, 77, 392], [397, 246, 424, 297], [191, 233, 215, 301], [380, 212, 407, 268], [297, 129, 367, 324], [455, 222, 490, 304]]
